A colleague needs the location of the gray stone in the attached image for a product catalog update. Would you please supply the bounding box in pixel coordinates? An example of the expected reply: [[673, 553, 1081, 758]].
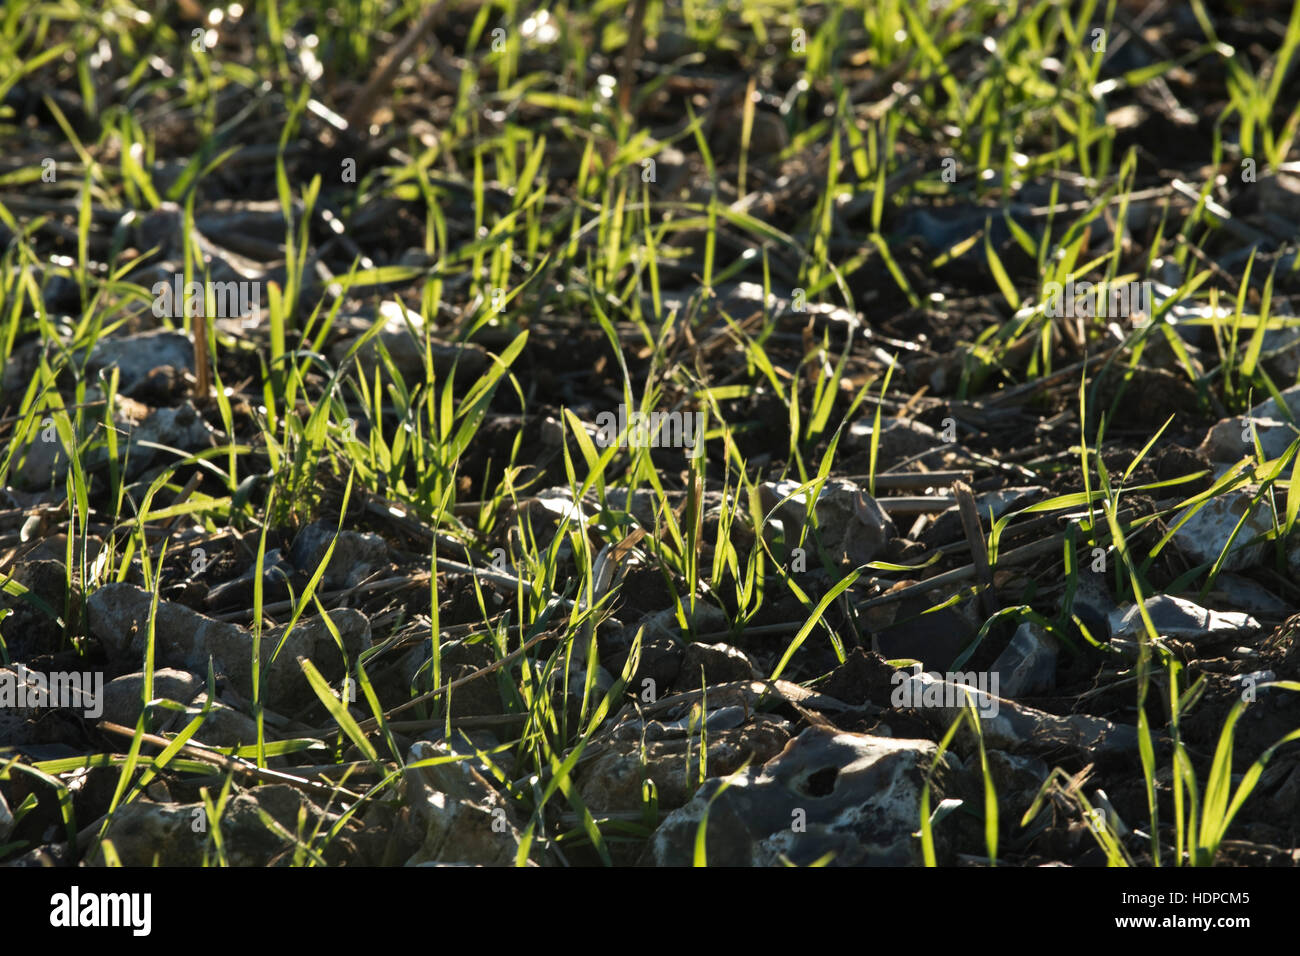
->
[[419, 729, 515, 782], [1170, 491, 1274, 572], [1202, 415, 1298, 462], [1200, 384, 1300, 463], [87, 329, 194, 391], [973, 486, 1048, 520], [0, 664, 98, 727], [90, 582, 246, 662], [1258, 173, 1300, 224], [898, 671, 1137, 758], [759, 477, 895, 565], [990, 622, 1058, 698], [100, 668, 204, 727], [560, 663, 613, 700], [260, 610, 371, 709], [395, 638, 500, 718], [0, 789, 12, 842], [849, 416, 944, 466], [679, 642, 759, 688], [1109, 594, 1260, 645], [194, 199, 300, 260], [219, 785, 347, 865], [1, 843, 72, 867], [329, 301, 488, 385], [89, 800, 201, 866], [1261, 317, 1300, 381], [579, 714, 792, 814], [1069, 567, 1119, 640], [289, 522, 390, 589], [130, 203, 185, 259], [403, 739, 539, 866], [506, 487, 595, 559], [204, 547, 295, 608], [164, 691, 263, 748], [11, 395, 216, 488], [895, 203, 1040, 255], [1206, 574, 1290, 617], [0, 559, 78, 658], [88, 584, 369, 710], [984, 750, 1050, 802], [121, 401, 217, 477], [635, 602, 729, 644], [636, 705, 750, 741], [88, 785, 342, 866]]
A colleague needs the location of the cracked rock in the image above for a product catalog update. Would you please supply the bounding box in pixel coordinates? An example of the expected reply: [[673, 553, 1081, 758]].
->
[[88, 584, 369, 710], [580, 713, 792, 814], [403, 739, 540, 866], [87, 785, 345, 866], [640, 727, 945, 866]]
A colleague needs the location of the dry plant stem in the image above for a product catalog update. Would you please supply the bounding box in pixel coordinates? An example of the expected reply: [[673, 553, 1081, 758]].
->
[[872, 470, 973, 488], [383, 714, 530, 734], [211, 571, 431, 622], [619, 0, 649, 117], [953, 480, 997, 619], [435, 555, 575, 609], [858, 532, 1068, 610], [344, 1, 448, 132], [605, 678, 819, 728], [90, 721, 361, 818], [345, 625, 562, 734], [192, 311, 211, 403], [877, 495, 964, 516], [445, 473, 973, 515], [0, 400, 108, 431], [987, 349, 1117, 406]]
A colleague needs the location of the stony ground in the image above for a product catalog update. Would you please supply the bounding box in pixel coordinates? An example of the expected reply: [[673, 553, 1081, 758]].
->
[[3, 0, 1300, 867]]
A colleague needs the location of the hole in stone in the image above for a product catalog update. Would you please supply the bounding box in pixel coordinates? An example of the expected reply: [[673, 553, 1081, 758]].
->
[[804, 766, 838, 797]]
